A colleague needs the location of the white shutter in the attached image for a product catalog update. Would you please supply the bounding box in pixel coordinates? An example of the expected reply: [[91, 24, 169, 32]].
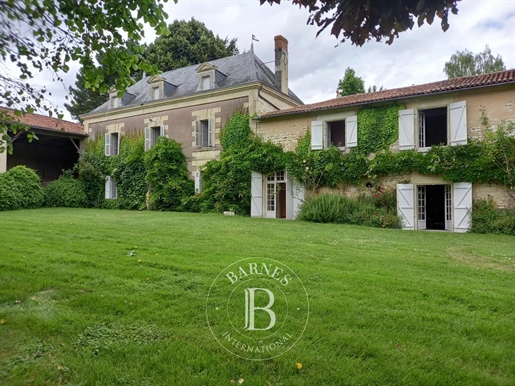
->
[[251, 171, 263, 218], [159, 125, 165, 137], [195, 120, 201, 147], [116, 133, 121, 156], [292, 180, 304, 219], [112, 178, 117, 199], [144, 127, 151, 151], [104, 133, 111, 156], [346, 115, 358, 147], [453, 182, 472, 233], [397, 184, 414, 230], [105, 176, 111, 199], [194, 171, 202, 194], [208, 119, 213, 147], [450, 101, 467, 146], [311, 120, 324, 150], [398, 109, 415, 150]]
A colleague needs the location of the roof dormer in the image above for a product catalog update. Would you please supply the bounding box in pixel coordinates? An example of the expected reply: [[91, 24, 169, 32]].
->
[[108, 86, 136, 109], [147, 75, 177, 101], [196, 63, 227, 92]]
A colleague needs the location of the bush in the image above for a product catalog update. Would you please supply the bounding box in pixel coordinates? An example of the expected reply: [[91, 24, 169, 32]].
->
[[0, 166, 44, 211], [298, 193, 401, 229], [44, 171, 88, 207], [471, 198, 515, 236]]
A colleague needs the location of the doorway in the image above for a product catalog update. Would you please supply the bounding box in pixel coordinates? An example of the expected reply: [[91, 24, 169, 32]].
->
[[266, 171, 286, 218], [417, 185, 452, 230]]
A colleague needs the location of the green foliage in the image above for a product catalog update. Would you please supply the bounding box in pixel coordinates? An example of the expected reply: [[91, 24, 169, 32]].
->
[[261, 0, 460, 46], [471, 198, 515, 236], [444, 45, 506, 79], [337, 67, 365, 96], [356, 104, 403, 155], [44, 171, 88, 208], [0, 166, 43, 211], [144, 18, 238, 72], [199, 112, 286, 215], [1, 0, 169, 148], [298, 190, 401, 229], [220, 111, 251, 150], [144, 137, 193, 211]]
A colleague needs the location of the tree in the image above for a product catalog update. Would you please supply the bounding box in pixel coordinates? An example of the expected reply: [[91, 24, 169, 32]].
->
[[0, 0, 169, 152], [260, 0, 460, 46], [367, 85, 384, 93], [144, 18, 238, 71], [66, 18, 238, 121], [337, 68, 365, 96], [443, 45, 506, 79]]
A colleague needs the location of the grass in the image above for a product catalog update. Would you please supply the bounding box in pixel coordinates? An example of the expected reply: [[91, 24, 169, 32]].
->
[[0, 208, 514, 385]]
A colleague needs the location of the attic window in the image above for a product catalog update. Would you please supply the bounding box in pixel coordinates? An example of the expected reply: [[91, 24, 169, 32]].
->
[[201, 76, 211, 91], [111, 96, 121, 108], [152, 86, 161, 100]]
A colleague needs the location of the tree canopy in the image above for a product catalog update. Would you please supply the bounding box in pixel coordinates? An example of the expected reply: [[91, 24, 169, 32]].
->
[[0, 0, 169, 152], [260, 0, 460, 46], [337, 68, 365, 96], [443, 45, 506, 79]]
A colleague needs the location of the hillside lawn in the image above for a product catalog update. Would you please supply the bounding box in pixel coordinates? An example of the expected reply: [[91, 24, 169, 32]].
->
[[0, 208, 514, 385]]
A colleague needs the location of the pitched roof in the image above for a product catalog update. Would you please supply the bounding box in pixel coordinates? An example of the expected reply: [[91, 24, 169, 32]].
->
[[86, 51, 303, 115], [258, 69, 515, 119], [0, 108, 86, 135]]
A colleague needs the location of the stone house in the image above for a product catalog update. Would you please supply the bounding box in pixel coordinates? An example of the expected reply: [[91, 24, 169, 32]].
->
[[0, 108, 87, 185], [81, 36, 302, 198], [254, 70, 515, 231]]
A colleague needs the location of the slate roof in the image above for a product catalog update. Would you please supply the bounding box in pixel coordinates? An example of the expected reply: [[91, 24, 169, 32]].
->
[[86, 51, 303, 115], [0, 108, 86, 136], [258, 69, 515, 119]]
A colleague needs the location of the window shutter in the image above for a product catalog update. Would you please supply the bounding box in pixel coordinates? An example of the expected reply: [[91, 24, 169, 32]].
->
[[105, 176, 111, 199], [251, 171, 263, 217], [397, 184, 414, 230], [144, 127, 151, 151], [159, 125, 165, 137], [116, 133, 121, 156], [450, 101, 467, 146], [208, 119, 213, 147], [195, 120, 201, 147], [194, 171, 202, 193], [104, 133, 111, 156], [453, 182, 472, 232], [311, 120, 324, 150], [398, 109, 415, 150], [346, 115, 358, 147], [112, 178, 117, 199]]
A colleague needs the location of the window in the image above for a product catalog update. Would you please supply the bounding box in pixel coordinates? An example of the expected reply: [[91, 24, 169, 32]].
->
[[145, 126, 164, 151], [111, 96, 121, 108], [399, 101, 467, 150], [152, 86, 161, 100], [195, 171, 203, 193], [311, 115, 357, 150], [195, 119, 213, 148], [104, 132, 120, 156], [105, 176, 117, 199], [202, 76, 211, 91]]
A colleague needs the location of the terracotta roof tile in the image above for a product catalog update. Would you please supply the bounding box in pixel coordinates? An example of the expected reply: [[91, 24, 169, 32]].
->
[[259, 69, 515, 119], [0, 108, 86, 135]]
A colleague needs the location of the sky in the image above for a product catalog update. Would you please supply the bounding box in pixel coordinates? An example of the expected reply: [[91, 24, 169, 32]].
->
[[28, 0, 515, 121]]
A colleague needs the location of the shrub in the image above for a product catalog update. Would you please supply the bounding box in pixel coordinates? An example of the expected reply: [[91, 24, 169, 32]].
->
[[44, 171, 88, 208], [298, 193, 401, 229], [471, 198, 515, 236], [145, 137, 193, 211], [0, 166, 44, 211]]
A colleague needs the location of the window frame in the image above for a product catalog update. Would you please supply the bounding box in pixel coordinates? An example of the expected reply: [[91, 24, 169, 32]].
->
[[105, 132, 120, 156]]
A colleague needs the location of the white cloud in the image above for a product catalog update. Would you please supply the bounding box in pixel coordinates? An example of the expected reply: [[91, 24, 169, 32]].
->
[[27, 0, 515, 120]]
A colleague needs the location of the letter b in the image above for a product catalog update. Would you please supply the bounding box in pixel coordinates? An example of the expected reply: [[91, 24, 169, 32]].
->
[[244, 288, 276, 331]]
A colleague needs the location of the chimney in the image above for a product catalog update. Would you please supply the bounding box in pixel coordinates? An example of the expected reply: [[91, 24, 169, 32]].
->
[[274, 35, 288, 95]]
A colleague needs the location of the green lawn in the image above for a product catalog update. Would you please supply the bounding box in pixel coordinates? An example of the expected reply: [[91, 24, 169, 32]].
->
[[0, 208, 514, 385]]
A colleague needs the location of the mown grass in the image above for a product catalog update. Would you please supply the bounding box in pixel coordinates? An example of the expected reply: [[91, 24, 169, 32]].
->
[[0, 208, 514, 385]]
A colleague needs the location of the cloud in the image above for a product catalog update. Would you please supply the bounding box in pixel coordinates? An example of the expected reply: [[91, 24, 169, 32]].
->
[[26, 0, 515, 120]]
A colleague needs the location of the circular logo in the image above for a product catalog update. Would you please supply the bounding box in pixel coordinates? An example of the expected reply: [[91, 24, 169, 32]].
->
[[206, 258, 309, 360]]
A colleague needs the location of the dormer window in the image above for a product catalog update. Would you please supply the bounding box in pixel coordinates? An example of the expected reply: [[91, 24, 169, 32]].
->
[[196, 63, 226, 92], [152, 85, 161, 100], [108, 87, 135, 109], [202, 76, 211, 91]]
